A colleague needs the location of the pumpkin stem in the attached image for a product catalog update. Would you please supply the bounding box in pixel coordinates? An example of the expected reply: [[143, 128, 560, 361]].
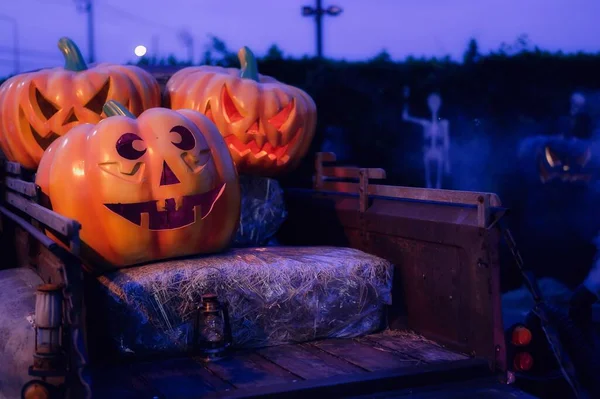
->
[[57, 37, 88, 72], [238, 46, 259, 82], [103, 100, 136, 119]]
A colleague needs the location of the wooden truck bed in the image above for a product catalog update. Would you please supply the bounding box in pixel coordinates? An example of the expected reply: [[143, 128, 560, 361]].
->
[[0, 152, 522, 398], [91, 331, 485, 399]]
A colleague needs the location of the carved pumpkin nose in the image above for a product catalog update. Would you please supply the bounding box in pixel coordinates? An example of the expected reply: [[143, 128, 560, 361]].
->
[[63, 108, 78, 125], [160, 161, 180, 186], [247, 120, 259, 134]]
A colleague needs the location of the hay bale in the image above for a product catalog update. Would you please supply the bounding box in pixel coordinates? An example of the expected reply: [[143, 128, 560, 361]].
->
[[233, 175, 287, 247], [96, 246, 393, 356]]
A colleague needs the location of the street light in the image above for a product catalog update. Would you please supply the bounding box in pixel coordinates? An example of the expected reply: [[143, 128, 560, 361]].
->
[[0, 14, 19, 75], [301, 0, 343, 59]]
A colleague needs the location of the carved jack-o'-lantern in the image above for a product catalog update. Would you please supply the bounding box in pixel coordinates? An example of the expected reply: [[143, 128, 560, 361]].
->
[[0, 37, 160, 169], [538, 138, 593, 184], [36, 100, 240, 271], [166, 46, 317, 176]]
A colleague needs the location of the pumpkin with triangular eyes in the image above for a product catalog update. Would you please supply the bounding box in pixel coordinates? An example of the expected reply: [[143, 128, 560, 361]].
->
[[36, 100, 240, 271], [0, 37, 160, 170], [165, 46, 317, 176]]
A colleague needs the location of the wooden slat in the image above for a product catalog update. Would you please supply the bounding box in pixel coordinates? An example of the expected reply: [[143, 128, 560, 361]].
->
[[322, 166, 386, 180], [359, 333, 469, 364], [317, 181, 501, 207], [5, 176, 37, 197], [5, 191, 80, 238], [257, 343, 366, 380], [317, 152, 336, 163], [133, 357, 233, 399], [199, 358, 491, 399], [311, 339, 420, 371], [4, 161, 21, 176], [91, 365, 161, 399], [202, 352, 300, 389]]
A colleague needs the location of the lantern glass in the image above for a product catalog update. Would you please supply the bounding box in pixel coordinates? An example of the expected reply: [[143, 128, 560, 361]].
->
[[36, 328, 61, 354], [195, 294, 232, 361], [34, 284, 63, 357]]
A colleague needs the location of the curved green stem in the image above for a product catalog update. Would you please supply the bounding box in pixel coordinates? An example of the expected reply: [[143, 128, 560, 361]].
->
[[58, 37, 88, 71], [238, 46, 259, 81], [103, 100, 136, 119]]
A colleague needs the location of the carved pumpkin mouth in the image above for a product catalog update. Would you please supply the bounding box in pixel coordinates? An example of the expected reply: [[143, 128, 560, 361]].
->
[[538, 144, 592, 184], [538, 160, 592, 183], [224, 128, 303, 166], [104, 183, 226, 230], [30, 124, 62, 150]]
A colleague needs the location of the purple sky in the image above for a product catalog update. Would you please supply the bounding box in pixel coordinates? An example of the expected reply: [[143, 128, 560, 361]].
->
[[1, 0, 599, 77]]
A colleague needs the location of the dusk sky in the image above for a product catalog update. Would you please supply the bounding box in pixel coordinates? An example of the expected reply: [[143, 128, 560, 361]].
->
[[1, 0, 599, 77]]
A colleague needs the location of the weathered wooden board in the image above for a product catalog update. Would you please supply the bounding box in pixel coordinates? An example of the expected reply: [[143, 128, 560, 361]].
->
[[360, 332, 469, 364], [202, 352, 299, 390], [311, 338, 420, 371], [257, 343, 366, 380], [134, 357, 233, 399]]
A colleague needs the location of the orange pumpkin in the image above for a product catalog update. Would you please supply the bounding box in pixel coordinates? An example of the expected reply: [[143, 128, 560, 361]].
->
[[0, 37, 160, 169], [166, 46, 317, 176], [36, 100, 240, 271]]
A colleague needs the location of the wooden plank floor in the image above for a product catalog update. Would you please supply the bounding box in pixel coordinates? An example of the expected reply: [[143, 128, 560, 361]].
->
[[91, 330, 472, 399]]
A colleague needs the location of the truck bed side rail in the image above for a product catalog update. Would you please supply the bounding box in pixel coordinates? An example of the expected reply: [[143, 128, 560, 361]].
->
[[313, 152, 501, 228], [0, 159, 90, 399], [1, 160, 81, 255]]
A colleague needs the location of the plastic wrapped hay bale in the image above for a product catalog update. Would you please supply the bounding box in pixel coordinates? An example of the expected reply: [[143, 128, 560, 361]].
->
[[95, 246, 393, 356], [233, 175, 287, 247]]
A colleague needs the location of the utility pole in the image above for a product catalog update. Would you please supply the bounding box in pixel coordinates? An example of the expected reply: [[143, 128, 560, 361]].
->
[[75, 0, 95, 64], [0, 15, 19, 74], [152, 35, 159, 60], [178, 30, 194, 64], [301, 0, 343, 59]]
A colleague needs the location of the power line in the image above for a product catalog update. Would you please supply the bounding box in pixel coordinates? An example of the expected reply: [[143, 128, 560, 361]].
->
[[101, 3, 177, 32], [0, 45, 61, 60]]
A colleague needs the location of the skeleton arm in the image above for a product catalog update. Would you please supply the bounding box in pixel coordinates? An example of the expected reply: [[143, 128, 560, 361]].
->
[[402, 106, 428, 126]]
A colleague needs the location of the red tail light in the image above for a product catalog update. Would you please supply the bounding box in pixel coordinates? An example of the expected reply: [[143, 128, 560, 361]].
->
[[514, 352, 534, 371], [511, 326, 532, 346]]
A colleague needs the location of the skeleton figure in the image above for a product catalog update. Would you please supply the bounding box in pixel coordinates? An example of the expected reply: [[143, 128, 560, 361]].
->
[[568, 92, 592, 139], [402, 87, 450, 189], [571, 92, 586, 116]]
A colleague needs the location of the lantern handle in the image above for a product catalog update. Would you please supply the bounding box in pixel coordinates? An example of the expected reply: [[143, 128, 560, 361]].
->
[[238, 46, 260, 82]]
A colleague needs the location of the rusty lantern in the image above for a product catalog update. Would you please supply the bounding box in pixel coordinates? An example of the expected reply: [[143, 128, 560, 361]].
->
[[194, 293, 232, 361]]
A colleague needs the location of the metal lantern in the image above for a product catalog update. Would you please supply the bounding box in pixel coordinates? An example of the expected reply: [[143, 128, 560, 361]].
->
[[32, 283, 64, 373], [194, 293, 232, 362]]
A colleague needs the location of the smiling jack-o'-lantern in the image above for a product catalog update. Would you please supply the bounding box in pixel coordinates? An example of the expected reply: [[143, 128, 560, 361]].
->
[[0, 37, 160, 169], [36, 100, 240, 271], [166, 46, 317, 176]]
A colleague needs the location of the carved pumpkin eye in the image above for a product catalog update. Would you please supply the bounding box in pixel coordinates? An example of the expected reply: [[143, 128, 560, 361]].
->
[[204, 102, 215, 123], [221, 86, 244, 123], [268, 99, 295, 130], [170, 125, 196, 151], [35, 88, 59, 120], [85, 79, 111, 114], [117, 133, 146, 160], [544, 146, 561, 167]]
